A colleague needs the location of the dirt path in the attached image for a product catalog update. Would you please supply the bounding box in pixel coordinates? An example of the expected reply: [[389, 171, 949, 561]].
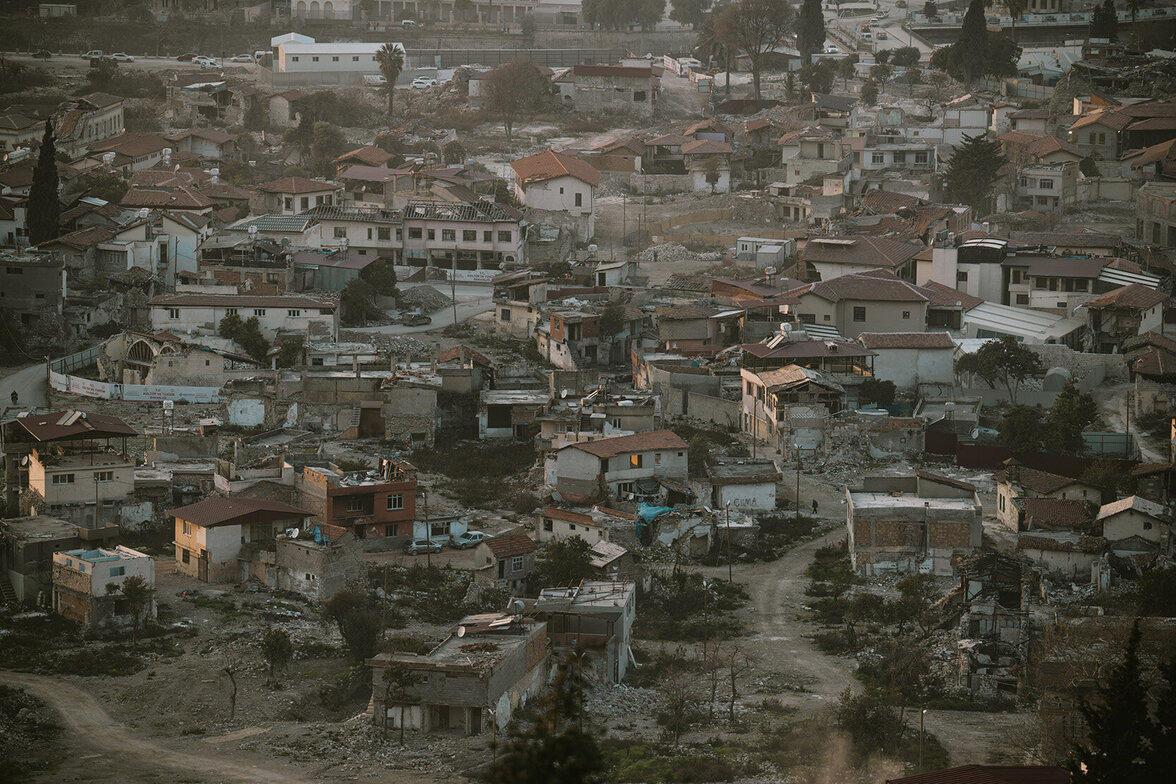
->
[[2, 671, 317, 784]]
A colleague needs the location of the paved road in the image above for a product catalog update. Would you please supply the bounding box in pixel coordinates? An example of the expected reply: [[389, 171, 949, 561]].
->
[[0, 362, 48, 412], [0, 670, 313, 784]]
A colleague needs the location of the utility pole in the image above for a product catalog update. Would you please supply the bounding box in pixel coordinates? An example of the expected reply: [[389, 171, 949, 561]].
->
[[725, 504, 732, 582], [450, 257, 458, 328], [795, 443, 801, 517], [919, 708, 926, 772], [422, 488, 431, 568]]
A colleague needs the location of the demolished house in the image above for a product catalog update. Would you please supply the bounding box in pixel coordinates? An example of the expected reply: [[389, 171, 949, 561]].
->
[[846, 471, 983, 576], [953, 552, 1037, 694], [526, 580, 637, 683]]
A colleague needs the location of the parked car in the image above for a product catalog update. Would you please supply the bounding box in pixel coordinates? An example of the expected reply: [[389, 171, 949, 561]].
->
[[401, 313, 432, 326], [230, 54, 254, 63], [195, 57, 220, 69], [32, 50, 52, 59], [402, 19, 419, 27], [82, 49, 104, 58], [176, 52, 199, 61], [404, 538, 443, 555], [450, 531, 490, 549], [110, 52, 135, 62], [824, 45, 841, 54], [862, 32, 874, 41], [411, 77, 437, 89], [877, 31, 889, 39]]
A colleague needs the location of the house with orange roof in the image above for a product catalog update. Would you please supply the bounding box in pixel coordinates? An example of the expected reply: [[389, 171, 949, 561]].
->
[[255, 175, 341, 214], [510, 149, 599, 238]]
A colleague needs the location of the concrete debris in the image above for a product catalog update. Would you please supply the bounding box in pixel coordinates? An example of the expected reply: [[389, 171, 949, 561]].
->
[[637, 243, 722, 265], [398, 285, 453, 314]]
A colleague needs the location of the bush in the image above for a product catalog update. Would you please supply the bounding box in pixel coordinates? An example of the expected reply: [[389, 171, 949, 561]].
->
[[636, 569, 749, 641]]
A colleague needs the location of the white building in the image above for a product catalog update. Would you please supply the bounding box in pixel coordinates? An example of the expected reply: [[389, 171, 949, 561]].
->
[[554, 430, 688, 502], [510, 150, 598, 239], [275, 40, 403, 86], [857, 332, 956, 389], [707, 460, 783, 511], [536, 507, 610, 545], [149, 293, 338, 341]]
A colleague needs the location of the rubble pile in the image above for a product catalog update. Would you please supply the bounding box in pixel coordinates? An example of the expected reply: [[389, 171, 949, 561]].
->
[[585, 682, 660, 716], [398, 285, 453, 314], [638, 243, 722, 265]]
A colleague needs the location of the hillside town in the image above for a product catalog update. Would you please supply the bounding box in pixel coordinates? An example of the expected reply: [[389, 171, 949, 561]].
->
[[1, 0, 1175, 782]]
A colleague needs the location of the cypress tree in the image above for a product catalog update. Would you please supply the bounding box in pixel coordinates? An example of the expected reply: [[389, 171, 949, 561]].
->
[[796, 0, 826, 66], [27, 119, 60, 246], [1070, 621, 1152, 783], [956, 0, 989, 82], [942, 133, 1008, 215]]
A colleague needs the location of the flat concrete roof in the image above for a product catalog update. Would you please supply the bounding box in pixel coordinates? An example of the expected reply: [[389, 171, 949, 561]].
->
[[849, 492, 978, 511]]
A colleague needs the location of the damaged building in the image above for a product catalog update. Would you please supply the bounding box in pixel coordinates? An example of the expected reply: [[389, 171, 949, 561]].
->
[[952, 552, 1037, 694], [846, 471, 983, 576], [367, 612, 549, 736]]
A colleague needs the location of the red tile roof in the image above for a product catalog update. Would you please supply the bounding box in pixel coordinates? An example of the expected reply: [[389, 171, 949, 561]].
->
[[168, 497, 310, 528], [861, 190, 924, 213], [570, 429, 688, 459], [1023, 498, 1096, 530], [887, 765, 1070, 784], [920, 281, 985, 311], [682, 139, 732, 154], [510, 150, 601, 187], [10, 411, 137, 442], [165, 128, 238, 145], [120, 186, 214, 210], [89, 133, 171, 158], [256, 176, 339, 194], [992, 463, 1085, 494], [1082, 283, 1167, 310], [797, 269, 930, 304], [803, 235, 924, 269], [485, 528, 537, 557], [541, 508, 598, 525], [334, 146, 396, 167]]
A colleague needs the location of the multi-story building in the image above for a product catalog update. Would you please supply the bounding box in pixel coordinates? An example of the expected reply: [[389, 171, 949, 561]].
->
[[171, 497, 311, 583], [0, 113, 42, 152], [0, 249, 65, 325], [1, 411, 138, 526], [510, 150, 599, 239], [401, 200, 524, 281], [296, 457, 418, 540], [52, 545, 155, 628], [255, 176, 342, 215], [779, 126, 850, 185], [301, 204, 401, 260], [553, 430, 688, 502], [1137, 181, 1176, 248], [53, 93, 125, 158], [149, 293, 338, 340], [563, 65, 658, 119], [1014, 162, 1078, 212]]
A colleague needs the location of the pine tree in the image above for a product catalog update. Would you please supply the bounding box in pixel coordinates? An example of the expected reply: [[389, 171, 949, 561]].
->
[[1147, 656, 1176, 783], [1070, 621, 1152, 783], [27, 120, 60, 245], [1090, 0, 1119, 40], [796, 0, 825, 66], [942, 133, 1008, 215]]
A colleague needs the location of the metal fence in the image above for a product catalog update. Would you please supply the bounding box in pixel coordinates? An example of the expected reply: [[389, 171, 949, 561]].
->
[[49, 345, 102, 374]]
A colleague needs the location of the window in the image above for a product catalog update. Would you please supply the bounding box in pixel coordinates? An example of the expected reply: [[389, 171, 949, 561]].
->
[[500, 308, 511, 321], [284, 197, 293, 211], [853, 306, 866, 322], [300, 197, 309, 210], [226, 307, 238, 316], [799, 313, 815, 324], [109, 566, 125, 577], [745, 381, 753, 395], [384, 524, 399, 537], [543, 518, 553, 532], [1010, 270, 1022, 284], [1016, 294, 1029, 305], [332, 56, 339, 62], [871, 152, 885, 164], [498, 231, 511, 242], [288, 309, 301, 318], [5, 267, 21, 275], [1098, 133, 1106, 145], [312, 56, 319, 62], [616, 481, 635, 496], [654, 452, 662, 465], [483, 231, 492, 242], [334, 227, 347, 238], [427, 229, 435, 240], [1039, 179, 1054, 190], [893, 151, 906, 164], [1144, 521, 1153, 530], [377, 228, 390, 241], [409, 227, 422, 239], [574, 193, 583, 207], [630, 454, 643, 468], [94, 471, 113, 482], [902, 311, 911, 319], [167, 308, 180, 319], [463, 230, 477, 242], [347, 496, 364, 512], [633, 90, 646, 102], [52, 474, 75, 485], [914, 151, 928, 164], [353, 56, 360, 62], [442, 229, 456, 241], [182, 548, 190, 563], [511, 556, 524, 572], [183, 520, 191, 536], [386, 494, 404, 510], [254, 309, 266, 316]]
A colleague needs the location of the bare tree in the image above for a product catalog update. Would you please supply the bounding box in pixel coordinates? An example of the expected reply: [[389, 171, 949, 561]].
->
[[382, 661, 421, 743], [715, 0, 796, 101], [725, 643, 756, 723], [104, 575, 154, 652], [657, 665, 701, 745]]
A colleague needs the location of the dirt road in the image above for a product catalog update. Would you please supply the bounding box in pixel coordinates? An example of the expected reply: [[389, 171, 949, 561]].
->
[[2, 670, 317, 784]]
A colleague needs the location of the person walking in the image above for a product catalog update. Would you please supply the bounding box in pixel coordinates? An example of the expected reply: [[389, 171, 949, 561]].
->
[[9, 390, 17, 405], [811, 498, 819, 515]]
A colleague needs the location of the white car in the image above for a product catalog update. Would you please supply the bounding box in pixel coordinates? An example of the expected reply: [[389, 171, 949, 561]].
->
[[110, 52, 134, 62], [411, 77, 437, 89], [230, 54, 254, 63], [824, 45, 841, 54], [195, 57, 220, 68]]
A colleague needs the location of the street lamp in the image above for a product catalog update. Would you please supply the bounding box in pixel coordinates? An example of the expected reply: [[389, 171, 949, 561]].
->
[[919, 708, 927, 772]]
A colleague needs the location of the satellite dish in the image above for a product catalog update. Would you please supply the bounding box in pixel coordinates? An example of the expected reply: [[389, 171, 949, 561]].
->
[[20, 455, 29, 466], [560, 389, 568, 399], [457, 626, 466, 638], [508, 599, 525, 614], [970, 428, 980, 441]]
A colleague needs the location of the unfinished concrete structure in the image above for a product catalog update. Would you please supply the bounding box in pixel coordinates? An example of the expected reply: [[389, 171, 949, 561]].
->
[[527, 580, 636, 684], [846, 471, 982, 576], [51, 545, 156, 628], [367, 613, 549, 736]]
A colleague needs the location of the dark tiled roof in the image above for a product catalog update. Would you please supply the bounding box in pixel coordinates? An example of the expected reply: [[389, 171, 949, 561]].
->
[[1082, 283, 1167, 310], [256, 176, 338, 194], [859, 332, 954, 349], [803, 235, 924, 269], [920, 281, 984, 311], [167, 497, 309, 528], [10, 411, 136, 442], [485, 529, 537, 557]]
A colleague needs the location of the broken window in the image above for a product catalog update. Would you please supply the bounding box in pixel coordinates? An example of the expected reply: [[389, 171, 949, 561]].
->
[[543, 518, 553, 532], [347, 496, 364, 512]]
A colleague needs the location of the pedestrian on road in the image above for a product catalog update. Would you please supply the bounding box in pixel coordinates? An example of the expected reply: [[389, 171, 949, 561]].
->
[[811, 498, 819, 515], [9, 390, 16, 405]]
